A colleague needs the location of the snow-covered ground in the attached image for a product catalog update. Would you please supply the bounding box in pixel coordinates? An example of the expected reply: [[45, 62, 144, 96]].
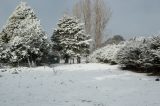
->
[[0, 63, 159, 106]]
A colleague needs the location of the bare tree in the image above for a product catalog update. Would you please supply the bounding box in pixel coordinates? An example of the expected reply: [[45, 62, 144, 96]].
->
[[72, 0, 92, 34], [72, 0, 111, 50], [72, 1, 81, 19], [94, 0, 111, 48]]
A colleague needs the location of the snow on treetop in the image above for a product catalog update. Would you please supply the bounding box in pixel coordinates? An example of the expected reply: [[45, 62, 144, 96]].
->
[[9, 1, 36, 20]]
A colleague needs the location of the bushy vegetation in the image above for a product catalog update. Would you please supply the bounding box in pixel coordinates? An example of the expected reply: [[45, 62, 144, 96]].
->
[[88, 43, 125, 64], [89, 36, 160, 75], [116, 40, 149, 70], [117, 36, 160, 73]]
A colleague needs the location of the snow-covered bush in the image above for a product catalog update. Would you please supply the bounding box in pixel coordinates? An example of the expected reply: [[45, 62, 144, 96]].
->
[[147, 36, 160, 70], [88, 43, 125, 64], [116, 40, 145, 69], [0, 2, 50, 66], [116, 36, 160, 73]]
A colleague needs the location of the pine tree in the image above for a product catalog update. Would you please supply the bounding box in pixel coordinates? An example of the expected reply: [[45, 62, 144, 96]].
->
[[0, 2, 50, 66], [51, 15, 91, 63]]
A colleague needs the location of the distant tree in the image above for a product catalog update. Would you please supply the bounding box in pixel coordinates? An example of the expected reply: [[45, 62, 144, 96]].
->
[[72, 0, 111, 49], [0, 2, 50, 66], [113, 35, 125, 43], [51, 15, 91, 63], [102, 35, 125, 46]]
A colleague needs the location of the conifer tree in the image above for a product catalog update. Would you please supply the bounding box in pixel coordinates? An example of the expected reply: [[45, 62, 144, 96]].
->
[[51, 15, 91, 63], [0, 2, 50, 66]]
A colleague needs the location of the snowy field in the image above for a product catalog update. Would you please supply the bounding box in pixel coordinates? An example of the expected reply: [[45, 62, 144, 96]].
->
[[0, 63, 160, 106]]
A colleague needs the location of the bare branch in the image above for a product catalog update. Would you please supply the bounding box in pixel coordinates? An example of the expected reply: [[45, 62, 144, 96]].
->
[[72, 0, 111, 49]]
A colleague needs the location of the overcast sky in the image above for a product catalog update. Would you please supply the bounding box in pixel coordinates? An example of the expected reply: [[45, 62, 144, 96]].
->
[[0, 0, 160, 39]]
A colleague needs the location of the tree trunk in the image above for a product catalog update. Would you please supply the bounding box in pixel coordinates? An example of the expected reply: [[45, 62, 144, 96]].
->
[[77, 56, 81, 64], [73, 58, 75, 64], [27, 57, 31, 67], [31, 61, 36, 67], [79, 57, 81, 63], [65, 57, 69, 64]]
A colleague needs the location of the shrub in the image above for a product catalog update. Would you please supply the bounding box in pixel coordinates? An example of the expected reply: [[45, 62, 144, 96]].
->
[[116, 36, 160, 74], [116, 41, 144, 69], [88, 43, 125, 64]]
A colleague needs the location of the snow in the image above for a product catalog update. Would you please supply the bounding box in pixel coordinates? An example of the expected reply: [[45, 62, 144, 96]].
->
[[0, 63, 160, 106]]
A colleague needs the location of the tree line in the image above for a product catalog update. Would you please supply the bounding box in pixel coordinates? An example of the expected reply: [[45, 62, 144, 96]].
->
[[0, 1, 101, 66]]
